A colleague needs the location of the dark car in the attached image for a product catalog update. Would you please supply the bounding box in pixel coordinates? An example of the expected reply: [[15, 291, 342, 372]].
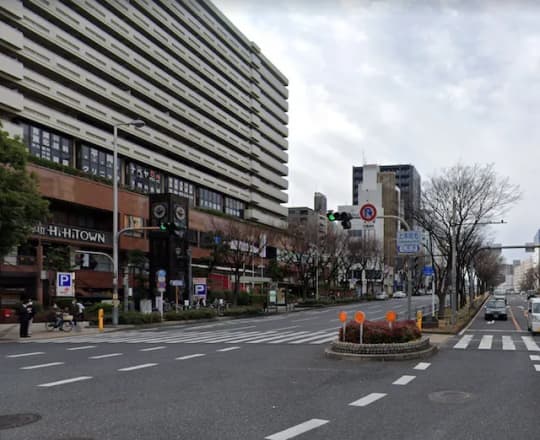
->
[[484, 299, 507, 321]]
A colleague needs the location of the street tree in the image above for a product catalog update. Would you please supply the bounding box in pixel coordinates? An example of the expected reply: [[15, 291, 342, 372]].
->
[[0, 127, 49, 258], [474, 249, 504, 293], [416, 163, 520, 316]]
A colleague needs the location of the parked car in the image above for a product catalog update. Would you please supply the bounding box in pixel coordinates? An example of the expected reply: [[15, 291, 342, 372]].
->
[[375, 292, 389, 300], [393, 291, 406, 299], [484, 299, 507, 321]]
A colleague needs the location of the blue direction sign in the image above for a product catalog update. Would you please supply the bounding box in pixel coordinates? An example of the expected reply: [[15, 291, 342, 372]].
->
[[397, 231, 421, 255], [423, 266, 434, 276]]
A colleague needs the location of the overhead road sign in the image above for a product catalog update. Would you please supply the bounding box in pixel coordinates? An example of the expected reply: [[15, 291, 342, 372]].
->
[[397, 231, 421, 254]]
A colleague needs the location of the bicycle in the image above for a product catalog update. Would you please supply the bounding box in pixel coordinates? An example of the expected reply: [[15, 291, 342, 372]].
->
[[45, 313, 74, 332]]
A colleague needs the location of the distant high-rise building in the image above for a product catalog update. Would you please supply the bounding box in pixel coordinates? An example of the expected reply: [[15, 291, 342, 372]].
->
[[314, 192, 327, 215], [353, 164, 421, 228]]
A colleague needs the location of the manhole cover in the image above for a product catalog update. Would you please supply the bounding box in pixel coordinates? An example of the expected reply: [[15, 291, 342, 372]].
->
[[429, 390, 474, 404], [0, 413, 41, 430]]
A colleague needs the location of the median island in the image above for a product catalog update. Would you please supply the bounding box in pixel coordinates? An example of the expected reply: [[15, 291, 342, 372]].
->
[[325, 314, 438, 361]]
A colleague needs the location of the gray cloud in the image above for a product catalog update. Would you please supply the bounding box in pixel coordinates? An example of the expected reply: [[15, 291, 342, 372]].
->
[[215, 0, 540, 260]]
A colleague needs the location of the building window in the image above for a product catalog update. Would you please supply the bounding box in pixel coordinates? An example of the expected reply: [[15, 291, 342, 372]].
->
[[225, 197, 244, 218], [198, 187, 223, 211], [125, 162, 164, 194], [167, 176, 195, 203], [22, 123, 73, 166], [78, 144, 116, 180]]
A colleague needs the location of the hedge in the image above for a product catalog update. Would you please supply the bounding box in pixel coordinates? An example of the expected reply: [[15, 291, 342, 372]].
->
[[165, 309, 216, 321], [339, 320, 421, 344]]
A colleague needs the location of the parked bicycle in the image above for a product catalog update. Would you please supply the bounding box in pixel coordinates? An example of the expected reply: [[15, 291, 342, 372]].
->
[[45, 313, 74, 332]]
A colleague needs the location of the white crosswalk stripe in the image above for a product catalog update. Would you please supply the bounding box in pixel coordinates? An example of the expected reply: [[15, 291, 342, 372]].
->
[[453, 334, 540, 351], [29, 328, 339, 346]]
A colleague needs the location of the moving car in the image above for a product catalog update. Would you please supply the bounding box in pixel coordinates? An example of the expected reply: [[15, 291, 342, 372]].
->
[[527, 297, 540, 333], [375, 292, 388, 300], [484, 299, 507, 321], [393, 291, 406, 299], [493, 292, 507, 304]]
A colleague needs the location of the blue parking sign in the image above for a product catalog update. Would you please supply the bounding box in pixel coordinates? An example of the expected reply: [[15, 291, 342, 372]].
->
[[194, 284, 207, 297], [57, 272, 72, 287]]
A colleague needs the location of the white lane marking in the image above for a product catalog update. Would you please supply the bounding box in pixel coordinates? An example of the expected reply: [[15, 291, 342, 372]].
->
[[502, 336, 516, 350], [38, 376, 92, 387], [479, 335, 493, 350], [454, 334, 473, 349], [289, 332, 337, 344], [175, 354, 206, 360], [67, 346, 96, 351], [21, 362, 64, 370], [220, 331, 279, 344], [308, 335, 339, 344], [6, 352, 44, 358], [140, 346, 166, 352], [535, 365, 540, 372], [118, 363, 158, 371], [349, 393, 387, 407], [393, 375, 416, 385], [530, 355, 540, 361], [414, 362, 431, 370], [291, 318, 317, 322], [216, 347, 240, 352], [245, 331, 309, 344], [265, 419, 329, 440], [522, 336, 540, 351], [89, 353, 123, 359]]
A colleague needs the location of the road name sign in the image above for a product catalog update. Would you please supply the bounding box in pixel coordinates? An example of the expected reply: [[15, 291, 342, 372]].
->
[[170, 279, 184, 287], [397, 231, 421, 254], [423, 266, 434, 276]]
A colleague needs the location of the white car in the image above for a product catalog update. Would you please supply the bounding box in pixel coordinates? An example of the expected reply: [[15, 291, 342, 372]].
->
[[375, 292, 389, 300], [393, 291, 406, 299]]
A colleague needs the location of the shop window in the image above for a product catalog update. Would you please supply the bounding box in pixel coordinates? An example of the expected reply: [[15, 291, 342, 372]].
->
[[22, 123, 73, 166], [198, 187, 223, 211], [225, 197, 244, 218], [125, 162, 164, 194], [79, 144, 117, 180], [167, 176, 195, 203]]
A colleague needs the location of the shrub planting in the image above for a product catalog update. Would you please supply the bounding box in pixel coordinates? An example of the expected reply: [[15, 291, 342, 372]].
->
[[165, 309, 216, 321], [339, 319, 421, 344]]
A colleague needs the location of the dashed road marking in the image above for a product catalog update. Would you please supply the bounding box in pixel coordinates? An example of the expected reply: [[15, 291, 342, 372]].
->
[[118, 363, 158, 371], [89, 353, 123, 359], [393, 375, 416, 385], [413, 362, 431, 370], [530, 355, 540, 361], [216, 347, 240, 352], [349, 393, 387, 407], [175, 354, 206, 360], [6, 352, 44, 358], [21, 362, 64, 370], [478, 335, 493, 350], [502, 336, 515, 350], [38, 376, 92, 387], [140, 346, 165, 352], [67, 346, 96, 351], [535, 365, 540, 372], [522, 336, 540, 351], [265, 419, 329, 440]]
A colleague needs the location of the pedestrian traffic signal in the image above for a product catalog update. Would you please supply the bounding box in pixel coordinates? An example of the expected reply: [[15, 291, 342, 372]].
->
[[326, 211, 353, 229]]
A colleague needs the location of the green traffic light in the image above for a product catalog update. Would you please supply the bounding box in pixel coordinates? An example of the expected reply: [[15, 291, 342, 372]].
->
[[159, 223, 167, 231], [327, 212, 336, 222]]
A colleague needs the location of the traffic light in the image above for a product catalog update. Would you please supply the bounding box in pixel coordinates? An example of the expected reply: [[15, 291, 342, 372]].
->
[[326, 211, 353, 229], [159, 221, 186, 237]]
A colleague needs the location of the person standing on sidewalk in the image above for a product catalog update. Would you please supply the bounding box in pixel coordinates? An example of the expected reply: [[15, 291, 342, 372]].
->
[[26, 300, 35, 336], [18, 299, 30, 338]]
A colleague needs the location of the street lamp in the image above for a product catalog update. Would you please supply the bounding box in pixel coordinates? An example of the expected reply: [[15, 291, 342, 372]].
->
[[112, 119, 145, 326]]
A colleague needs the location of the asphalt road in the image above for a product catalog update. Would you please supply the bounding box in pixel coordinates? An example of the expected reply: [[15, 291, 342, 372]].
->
[[2, 294, 538, 440]]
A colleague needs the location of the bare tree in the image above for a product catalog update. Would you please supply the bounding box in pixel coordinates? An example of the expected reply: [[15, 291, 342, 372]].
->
[[416, 163, 520, 316], [474, 250, 504, 293]]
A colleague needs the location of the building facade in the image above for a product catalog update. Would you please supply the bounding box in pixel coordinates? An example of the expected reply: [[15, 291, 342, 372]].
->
[[314, 192, 327, 216], [353, 164, 420, 229], [0, 0, 288, 307]]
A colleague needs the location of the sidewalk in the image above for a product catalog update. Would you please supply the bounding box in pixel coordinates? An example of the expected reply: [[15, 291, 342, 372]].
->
[[0, 322, 134, 343]]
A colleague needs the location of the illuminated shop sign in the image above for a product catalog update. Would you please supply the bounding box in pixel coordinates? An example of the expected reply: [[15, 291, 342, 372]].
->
[[33, 224, 111, 245]]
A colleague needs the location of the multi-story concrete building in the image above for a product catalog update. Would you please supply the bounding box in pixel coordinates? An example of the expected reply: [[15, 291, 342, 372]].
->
[[353, 164, 420, 228], [314, 192, 327, 216], [0, 0, 288, 306]]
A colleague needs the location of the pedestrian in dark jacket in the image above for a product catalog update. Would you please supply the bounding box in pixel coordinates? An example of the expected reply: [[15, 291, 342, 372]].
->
[[18, 299, 31, 338]]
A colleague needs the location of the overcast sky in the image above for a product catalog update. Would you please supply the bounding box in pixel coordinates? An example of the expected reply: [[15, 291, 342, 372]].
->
[[214, 0, 540, 261]]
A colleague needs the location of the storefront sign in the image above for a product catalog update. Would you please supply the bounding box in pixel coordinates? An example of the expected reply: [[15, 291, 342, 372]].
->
[[33, 223, 111, 245]]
